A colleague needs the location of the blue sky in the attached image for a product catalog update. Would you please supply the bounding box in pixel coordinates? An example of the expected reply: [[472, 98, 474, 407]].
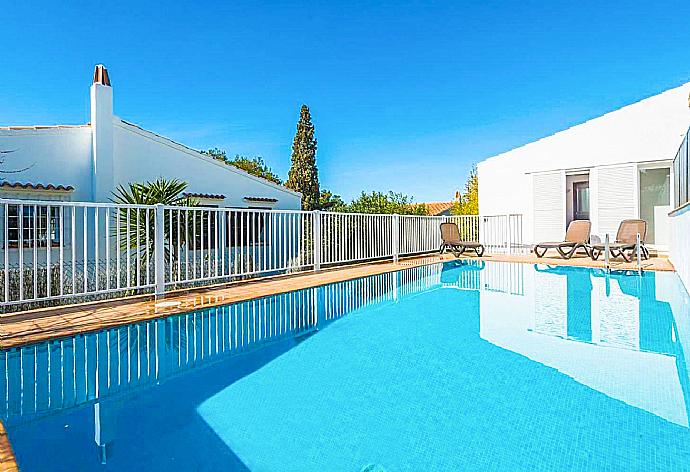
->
[[2, 1, 690, 202]]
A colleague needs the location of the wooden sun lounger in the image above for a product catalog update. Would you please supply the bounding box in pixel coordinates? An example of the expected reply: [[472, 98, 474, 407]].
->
[[439, 222, 485, 257], [533, 220, 591, 259], [589, 219, 649, 262]]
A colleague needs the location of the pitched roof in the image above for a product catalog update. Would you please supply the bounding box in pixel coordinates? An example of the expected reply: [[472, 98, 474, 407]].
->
[[0, 182, 74, 192], [117, 119, 301, 197], [423, 201, 454, 216], [479, 82, 690, 173]]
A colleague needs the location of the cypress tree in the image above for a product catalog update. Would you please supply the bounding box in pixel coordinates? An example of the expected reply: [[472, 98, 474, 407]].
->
[[286, 105, 320, 210]]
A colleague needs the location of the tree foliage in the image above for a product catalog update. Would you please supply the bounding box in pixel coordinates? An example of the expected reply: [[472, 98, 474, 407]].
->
[[111, 178, 198, 262], [451, 167, 478, 215], [319, 189, 347, 212], [346, 191, 428, 215], [286, 105, 320, 210], [112, 178, 197, 206], [201, 148, 283, 185]]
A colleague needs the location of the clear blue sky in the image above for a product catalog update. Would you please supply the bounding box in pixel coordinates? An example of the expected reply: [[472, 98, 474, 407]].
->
[[2, 1, 690, 202]]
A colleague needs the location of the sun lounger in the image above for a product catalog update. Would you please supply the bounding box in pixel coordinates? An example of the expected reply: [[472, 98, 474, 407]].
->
[[533, 220, 591, 259], [589, 219, 649, 262], [439, 222, 485, 257]]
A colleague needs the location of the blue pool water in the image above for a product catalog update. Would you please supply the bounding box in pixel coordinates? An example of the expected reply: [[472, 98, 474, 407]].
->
[[2, 261, 690, 471]]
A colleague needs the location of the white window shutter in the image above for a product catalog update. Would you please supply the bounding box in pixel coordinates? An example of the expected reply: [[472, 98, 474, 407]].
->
[[596, 165, 636, 240], [533, 171, 565, 242]]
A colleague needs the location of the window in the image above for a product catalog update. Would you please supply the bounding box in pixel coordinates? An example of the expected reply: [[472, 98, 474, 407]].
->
[[7, 205, 61, 248], [193, 206, 218, 249], [226, 212, 266, 247]]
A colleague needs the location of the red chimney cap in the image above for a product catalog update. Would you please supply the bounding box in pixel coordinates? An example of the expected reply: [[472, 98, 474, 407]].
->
[[93, 64, 111, 86]]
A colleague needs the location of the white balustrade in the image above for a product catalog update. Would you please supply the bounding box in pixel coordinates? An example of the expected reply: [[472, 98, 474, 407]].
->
[[0, 198, 522, 308]]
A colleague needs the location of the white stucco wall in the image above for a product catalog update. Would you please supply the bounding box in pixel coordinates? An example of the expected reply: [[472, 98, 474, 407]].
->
[[478, 82, 690, 244], [669, 205, 690, 292], [0, 76, 301, 210], [0, 126, 93, 201], [112, 120, 301, 209]]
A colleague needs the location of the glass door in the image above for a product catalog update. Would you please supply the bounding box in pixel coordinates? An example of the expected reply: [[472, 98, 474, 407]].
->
[[639, 168, 671, 245], [573, 182, 590, 220]]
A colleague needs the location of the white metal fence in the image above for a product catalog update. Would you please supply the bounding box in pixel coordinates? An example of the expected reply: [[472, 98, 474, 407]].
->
[[0, 200, 156, 308], [0, 198, 523, 309]]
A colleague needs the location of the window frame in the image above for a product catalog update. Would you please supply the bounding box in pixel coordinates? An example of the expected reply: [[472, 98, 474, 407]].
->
[[6, 204, 62, 249]]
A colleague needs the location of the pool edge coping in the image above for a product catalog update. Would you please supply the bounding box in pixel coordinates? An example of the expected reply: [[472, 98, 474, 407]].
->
[[0, 253, 674, 351], [0, 421, 18, 472]]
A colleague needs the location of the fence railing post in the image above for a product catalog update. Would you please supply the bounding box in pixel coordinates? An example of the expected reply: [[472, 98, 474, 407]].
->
[[312, 210, 321, 272], [154, 204, 166, 298], [480, 216, 486, 252], [604, 233, 610, 271], [506, 215, 512, 255], [392, 214, 400, 263]]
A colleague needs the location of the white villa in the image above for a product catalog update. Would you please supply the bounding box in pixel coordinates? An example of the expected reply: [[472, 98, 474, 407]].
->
[[0, 65, 301, 210], [478, 82, 690, 250]]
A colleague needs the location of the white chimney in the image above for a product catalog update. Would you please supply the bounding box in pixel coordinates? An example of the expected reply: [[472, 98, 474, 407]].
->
[[90, 64, 114, 202]]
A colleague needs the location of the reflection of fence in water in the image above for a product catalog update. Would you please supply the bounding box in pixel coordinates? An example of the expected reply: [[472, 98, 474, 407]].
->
[[480, 261, 524, 295], [0, 269, 406, 423], [414, 261, 524, 296], [0, 262, 525, 424], [400, 263, 445, 296], [0, 288, 319, 424], [323, 272, 395, 321]]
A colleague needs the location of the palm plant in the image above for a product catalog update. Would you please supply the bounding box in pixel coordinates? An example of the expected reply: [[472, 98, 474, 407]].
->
[[111, 178, 199, 271]]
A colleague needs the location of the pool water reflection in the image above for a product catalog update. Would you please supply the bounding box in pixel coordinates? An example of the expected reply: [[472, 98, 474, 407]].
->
[[2, 261, 689, 471]]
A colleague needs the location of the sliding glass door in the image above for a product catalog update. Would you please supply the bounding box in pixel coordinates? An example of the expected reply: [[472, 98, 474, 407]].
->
[[639, 168, 671, 245]]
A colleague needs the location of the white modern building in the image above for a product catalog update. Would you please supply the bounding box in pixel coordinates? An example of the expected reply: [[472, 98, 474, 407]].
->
[[0, 65, 301, 210], [478, 82, 690, 250]]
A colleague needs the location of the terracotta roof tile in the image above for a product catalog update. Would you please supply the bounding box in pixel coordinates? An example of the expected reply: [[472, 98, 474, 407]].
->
[[423, 201, 454, 216], [0, 182, 74, 192], [183, 192, 225, 200], [243, 196, 278, 203], [0, 125, 89, 131]]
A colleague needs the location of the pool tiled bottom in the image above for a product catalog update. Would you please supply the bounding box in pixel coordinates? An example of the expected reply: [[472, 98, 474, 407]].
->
[[198, 282, 690, 471], [2, 261, 689, 471]]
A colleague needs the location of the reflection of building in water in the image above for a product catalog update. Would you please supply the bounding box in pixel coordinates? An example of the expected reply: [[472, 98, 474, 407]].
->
[[592, 272, 640, 350], [532, 266, 677, 353], [438, 260, 525, 295], [481, 260, 525, 295], [534, 267, 569, 338], [519, 266, 689, 426]]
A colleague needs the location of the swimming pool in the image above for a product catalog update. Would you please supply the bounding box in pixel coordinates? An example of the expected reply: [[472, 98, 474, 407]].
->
[[2, 260, 689, 471]]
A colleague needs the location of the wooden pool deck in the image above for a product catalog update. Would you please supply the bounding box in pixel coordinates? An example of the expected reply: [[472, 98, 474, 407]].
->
[[0, 251, 673, 350]]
